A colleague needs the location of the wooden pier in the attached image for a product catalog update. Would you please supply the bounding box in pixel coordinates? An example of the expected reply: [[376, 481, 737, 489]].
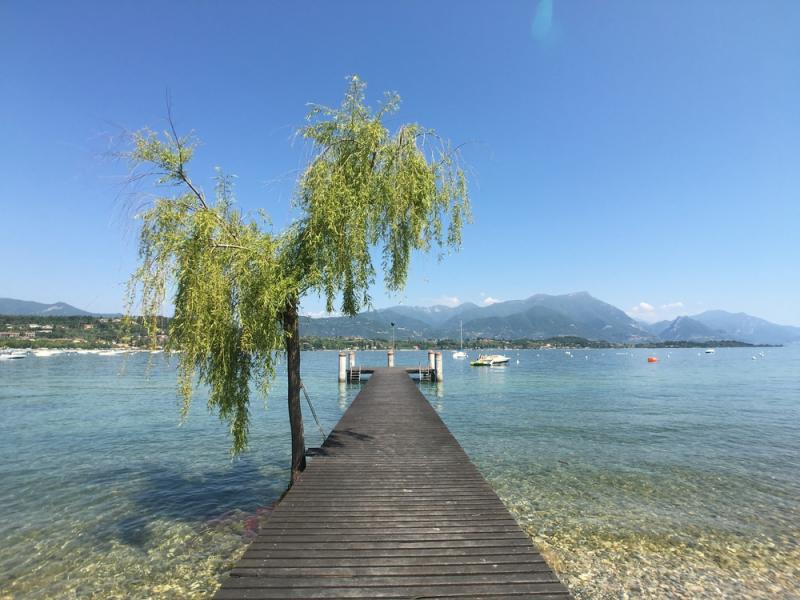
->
[[345, 365, 436, 383], [339, 350, 444, 383], [215, 368, 572, 599]]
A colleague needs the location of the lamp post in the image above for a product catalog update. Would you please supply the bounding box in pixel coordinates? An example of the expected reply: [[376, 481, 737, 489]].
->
[[391, 322, 395, 350]]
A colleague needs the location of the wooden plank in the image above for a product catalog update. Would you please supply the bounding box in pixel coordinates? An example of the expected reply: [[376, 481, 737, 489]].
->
[[236, 556, 547, 567], [222, 572, 561, 587], [230, 564, 554, 577], [245, 541, 538, 551], [213, 368, 571, 599], [242, 547, 543, 560], [215, 582, 571, 599]]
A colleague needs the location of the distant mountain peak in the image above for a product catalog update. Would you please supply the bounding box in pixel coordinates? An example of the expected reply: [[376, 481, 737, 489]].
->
[[303, 291, 655, 343], [692, 310, 800, 344], [0, 298, 104, 317]]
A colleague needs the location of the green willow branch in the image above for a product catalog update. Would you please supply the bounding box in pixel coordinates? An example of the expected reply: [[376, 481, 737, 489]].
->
[[126, 75, 470, 456]]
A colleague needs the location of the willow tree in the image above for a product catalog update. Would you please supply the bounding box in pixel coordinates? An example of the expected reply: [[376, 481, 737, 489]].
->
[[127, 76, 470, 484]]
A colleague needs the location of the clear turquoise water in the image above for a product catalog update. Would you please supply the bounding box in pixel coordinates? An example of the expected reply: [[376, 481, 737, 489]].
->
[[1, 347, 798, 598]]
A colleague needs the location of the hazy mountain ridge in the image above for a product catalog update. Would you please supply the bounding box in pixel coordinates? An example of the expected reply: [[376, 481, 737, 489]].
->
[[304, 293, 660, 343], [692, 310, 800, 345], [4, 295, 798, 344], [652, 316, 727, 342], [300, 294, 799, 344], [0, 298, 97, 317]]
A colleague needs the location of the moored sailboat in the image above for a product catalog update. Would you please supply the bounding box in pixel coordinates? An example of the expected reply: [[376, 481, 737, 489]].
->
[[452, 321, 468, 359]]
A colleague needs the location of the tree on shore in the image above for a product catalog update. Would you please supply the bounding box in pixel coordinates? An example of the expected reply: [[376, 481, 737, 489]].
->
[[126, 76, 470, 485]]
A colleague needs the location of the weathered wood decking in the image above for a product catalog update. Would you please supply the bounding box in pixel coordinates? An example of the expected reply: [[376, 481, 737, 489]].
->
[[347, 366, 437, 383], [215, 368, 571, 599]]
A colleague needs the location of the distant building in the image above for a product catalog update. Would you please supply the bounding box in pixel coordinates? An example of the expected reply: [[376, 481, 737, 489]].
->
[[82, 324, 94, 330]]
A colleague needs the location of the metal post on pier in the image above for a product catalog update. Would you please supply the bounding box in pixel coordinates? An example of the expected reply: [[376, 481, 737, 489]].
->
[[338, 352, 347, 383], [435, 351, 444, 382], [387, 349, 395, 367]]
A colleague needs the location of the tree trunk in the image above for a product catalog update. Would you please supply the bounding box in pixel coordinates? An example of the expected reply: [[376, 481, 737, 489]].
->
[[283, 299, 306, 486]]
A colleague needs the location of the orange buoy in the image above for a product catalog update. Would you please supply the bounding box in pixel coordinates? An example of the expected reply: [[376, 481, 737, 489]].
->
[[647, 356, 658, 363]]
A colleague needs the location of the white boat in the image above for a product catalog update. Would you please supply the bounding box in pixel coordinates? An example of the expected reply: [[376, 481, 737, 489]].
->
[[489, 354, 510, 365], [0, 350, 27, 360], [705, 348, 716, 354], [97, 349, 126, 356], [33, 349, 60, 357], [470, 354, 510, 366], [452, 321, 468, 359]]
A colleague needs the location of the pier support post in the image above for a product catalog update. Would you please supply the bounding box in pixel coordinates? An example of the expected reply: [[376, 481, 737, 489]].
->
[[428, 350, 435, 370], [338, 352, 347, 383], [387, 349, 395, 367], [349, 350, 356, 368], [435, 351, 444, 382]]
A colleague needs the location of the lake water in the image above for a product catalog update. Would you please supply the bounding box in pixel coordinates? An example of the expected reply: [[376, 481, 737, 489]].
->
[[1, 347, 798, 599]]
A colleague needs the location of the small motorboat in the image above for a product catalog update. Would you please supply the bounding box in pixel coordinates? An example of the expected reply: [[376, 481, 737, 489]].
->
[[0, 350, 27, 360], [33, 349, 60, 357], [470, 354, 510, 366], [705, 348, 716, 354], [97, 349, 126, 356]]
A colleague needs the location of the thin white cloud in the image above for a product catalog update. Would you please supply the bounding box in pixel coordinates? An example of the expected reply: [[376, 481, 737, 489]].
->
[[628, 300, 687, 323], [629, 302, 655, 314], [482, 296, 501, 306], [433, 296, 461, 308], [661, 301, 684, 310]]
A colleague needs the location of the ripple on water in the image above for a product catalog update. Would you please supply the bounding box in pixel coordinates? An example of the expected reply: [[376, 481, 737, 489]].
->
[[1, 348, 799, 598], [486, 467, 800, 599]]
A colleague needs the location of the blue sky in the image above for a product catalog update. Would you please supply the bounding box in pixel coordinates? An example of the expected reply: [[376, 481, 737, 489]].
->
[[2, 1, 798, 325]]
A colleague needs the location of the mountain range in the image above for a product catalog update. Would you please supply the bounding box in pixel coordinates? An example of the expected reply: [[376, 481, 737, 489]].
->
[[3, 295, 799, 345], [0, 298, 97, 317], [300, 292, 800, 345]]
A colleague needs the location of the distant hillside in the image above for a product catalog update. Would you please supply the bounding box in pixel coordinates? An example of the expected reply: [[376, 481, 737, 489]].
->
[[299, 312, 433, 340], [7, 294, 797, 345], [655, 316, 725, 342], [0, 298, 95, 317], [301, 294, 798, 345], [692, 310, 800, 345], [301, 292, 655, 343]]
